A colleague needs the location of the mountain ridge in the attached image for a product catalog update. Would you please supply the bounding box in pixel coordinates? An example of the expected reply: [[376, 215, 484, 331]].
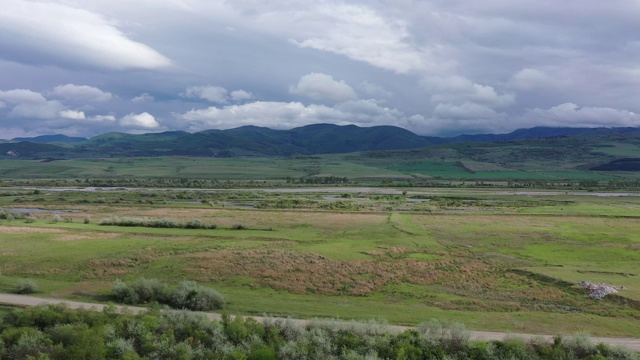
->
[[3, 124, 639, 158]]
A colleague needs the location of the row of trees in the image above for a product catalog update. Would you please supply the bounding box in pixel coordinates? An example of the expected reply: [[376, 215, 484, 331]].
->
[[0, 305, 636, 359]]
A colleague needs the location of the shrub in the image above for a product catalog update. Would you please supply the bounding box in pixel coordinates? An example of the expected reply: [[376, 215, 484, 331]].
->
[[8, 330, 51, 359], [100, 216, 215, 230], [417, 318, 469, 352], [15, 279, 38, 294], [51, 214, 62, 223], [83, 216, 91, 224], [129, 278, 170, 303], [232, 224, 248, 230], [171, 281, 226, 311], [112, 278, 225, 311], [563, 331, 596, 358], [112, 279, 139, 304], [25, 215, 37, 223]]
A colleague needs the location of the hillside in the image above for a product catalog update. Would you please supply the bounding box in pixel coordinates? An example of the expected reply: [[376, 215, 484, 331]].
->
[[1, 125, 639, 179]]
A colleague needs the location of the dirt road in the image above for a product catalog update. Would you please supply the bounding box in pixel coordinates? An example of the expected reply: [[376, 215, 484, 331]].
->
[[1, 293, 639, 351]]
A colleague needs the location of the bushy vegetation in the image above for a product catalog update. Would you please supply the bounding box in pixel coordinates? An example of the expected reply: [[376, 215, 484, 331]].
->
[[15, 279, 38, 294], [0, 305, 636, 360], [0, 208, 24, 220], [112, 278, 226, 311], [100, 216, 216, 230]]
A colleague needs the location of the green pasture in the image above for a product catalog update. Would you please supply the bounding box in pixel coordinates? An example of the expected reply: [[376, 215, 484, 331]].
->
[[0, 153, 627, 182], [1, 188, 640, 337]]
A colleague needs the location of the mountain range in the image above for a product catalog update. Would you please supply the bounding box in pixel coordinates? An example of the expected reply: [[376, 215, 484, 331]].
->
[[1, 124, 639, 158]]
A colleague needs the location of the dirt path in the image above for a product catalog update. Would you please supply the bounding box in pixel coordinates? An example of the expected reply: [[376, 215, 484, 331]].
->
[[1, 293, 639, 351]]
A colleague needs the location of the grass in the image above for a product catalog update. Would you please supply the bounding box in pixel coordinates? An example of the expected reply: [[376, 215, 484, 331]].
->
[[0, 149, 628, 182], [1, 188, 640, 337]]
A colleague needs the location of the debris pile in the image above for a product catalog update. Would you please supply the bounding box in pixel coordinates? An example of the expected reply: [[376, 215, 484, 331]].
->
[[577, 281, 624, 299]]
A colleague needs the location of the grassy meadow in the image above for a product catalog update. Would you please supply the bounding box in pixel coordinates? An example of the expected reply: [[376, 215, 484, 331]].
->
[[0, 149, 631, 182], [1, 187, 640, 337]]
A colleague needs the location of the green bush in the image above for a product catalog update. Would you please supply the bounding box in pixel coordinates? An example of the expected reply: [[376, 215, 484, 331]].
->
[[0, 304, 638, 360], [112, 278, 225, 311], [171, 281, 226, 311], [417, 318, 469, 352], [15, 279, 38, 294], [100, 216, 215, 230]]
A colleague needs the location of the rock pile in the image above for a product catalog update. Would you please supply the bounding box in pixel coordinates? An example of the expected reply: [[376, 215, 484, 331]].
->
[[577, 281, 623, 299]]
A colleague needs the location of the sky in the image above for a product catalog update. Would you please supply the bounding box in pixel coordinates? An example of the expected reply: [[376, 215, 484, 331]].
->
[[1, 0, 640, 139]]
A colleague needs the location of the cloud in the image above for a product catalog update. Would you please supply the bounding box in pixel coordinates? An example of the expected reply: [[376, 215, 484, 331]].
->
[[52, 84, 113, 102], [358, 81, 393, 99], [120, 112, 160, 128], [0, 101, 5, 109], [290, 72, 358, 103], [0, 89, 46, 104], [89, 115, 117, 122], [0, 0, 171, 70], [181, 85, 228, 103], [510, 69, 558, 90], [59, 109, 86, 120], [132, 93, 154, 103], [230, 90, 253, 101], [426, 75, 515, 108], [434, 102, 500, 120], [10, 100, 65, 119], [283, 3, 431, 74], [520, 103, 640, 128], [174, 99, 412, 132]]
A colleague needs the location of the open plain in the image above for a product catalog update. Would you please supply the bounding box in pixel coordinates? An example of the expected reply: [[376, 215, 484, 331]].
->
[[1, 185, 640, 338]]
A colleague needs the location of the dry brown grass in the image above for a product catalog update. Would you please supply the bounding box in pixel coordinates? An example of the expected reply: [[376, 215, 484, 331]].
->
[[184, 248, 570, 310], [108, 207, 385, 230], [56, 232, 121, 242], [0, 226, 66, 234]]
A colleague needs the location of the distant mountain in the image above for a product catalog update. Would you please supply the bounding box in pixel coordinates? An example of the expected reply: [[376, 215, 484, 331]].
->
[[446, 126, 640, 143], [1, 124, 639, 159], [13, 134, 87, 144], [78, 124, 443, 157], [0, 141, 66, 157]]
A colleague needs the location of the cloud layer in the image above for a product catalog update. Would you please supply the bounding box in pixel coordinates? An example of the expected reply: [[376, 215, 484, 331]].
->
[[1, 0, 639, 138]]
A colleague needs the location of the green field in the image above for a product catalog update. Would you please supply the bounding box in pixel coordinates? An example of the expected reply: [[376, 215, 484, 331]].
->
[[0, 146, 633, 182], [1, 187, 640, 337]]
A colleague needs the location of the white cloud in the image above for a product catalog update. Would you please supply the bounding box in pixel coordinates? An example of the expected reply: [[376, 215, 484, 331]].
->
[[10, 100, 65, 119], [120, 112, 160, 128], [434, 102, 500, 120], [59, 109, 86, 120], [132, 93, 154, 103], [520, 103, 640, 128], [90, 115, 117, 122], [0, 0, 171, 70], [0, 89, 46, 104], [284, 3, 431, 74], [358, 81, 393, 99], [52, 84, 113, 102], [290, 72, 358, 103], [0, 101, 5, 109], [510, 69, 558, 90], [230, 90, 253, 101], [175, 99, 412, 132], [426, 75, 515, 108], [181, 85, 228, 103]]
